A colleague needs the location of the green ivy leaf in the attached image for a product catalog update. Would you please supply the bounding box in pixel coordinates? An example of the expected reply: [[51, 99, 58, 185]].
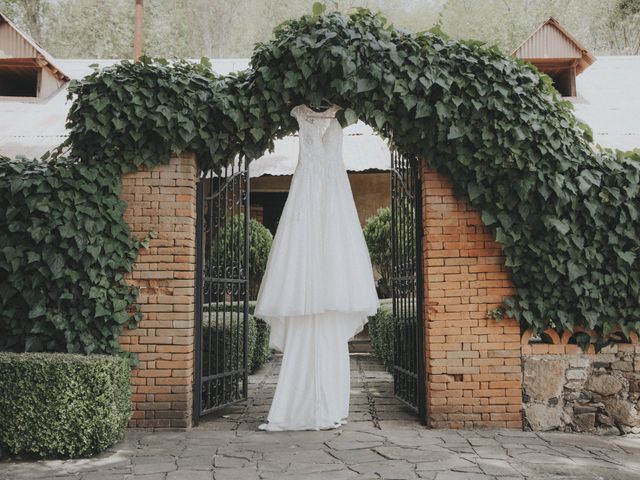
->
[[357, 78, 376, 93], [447, 125, 465, 140], [481, 211, 497, 226], [343, 108, 358, 126], [618, 251, 636, 266], [467, 183, 482, 201], [549, 218, 570, 235], [312, 2, 326, 15]]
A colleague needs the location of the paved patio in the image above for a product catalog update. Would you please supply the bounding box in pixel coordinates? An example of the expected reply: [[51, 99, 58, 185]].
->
[[2, 354, 640, 480]]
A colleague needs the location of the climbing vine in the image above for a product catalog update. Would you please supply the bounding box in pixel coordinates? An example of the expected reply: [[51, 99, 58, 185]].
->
[[3, 7, 640, 347], [0, 157, 143, 355]]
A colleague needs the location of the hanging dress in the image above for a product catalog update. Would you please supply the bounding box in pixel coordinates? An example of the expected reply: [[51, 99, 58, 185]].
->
[[254, 104, 379, 431]]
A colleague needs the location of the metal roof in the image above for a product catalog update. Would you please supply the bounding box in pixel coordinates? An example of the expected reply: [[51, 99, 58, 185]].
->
[[513, 17, 596, 74], [1, 56, 638, 171], [0, 58, 391, 174], [0, 13, 69, 82]]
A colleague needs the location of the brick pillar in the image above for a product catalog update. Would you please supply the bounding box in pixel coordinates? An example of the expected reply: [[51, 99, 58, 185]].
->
[[422, 162, 523, 429], [119, 154, 198, 428]]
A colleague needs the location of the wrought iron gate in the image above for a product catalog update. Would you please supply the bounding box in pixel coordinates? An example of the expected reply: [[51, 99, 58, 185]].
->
[[390, 152, 426, 424], [194, 161, 250, 423]]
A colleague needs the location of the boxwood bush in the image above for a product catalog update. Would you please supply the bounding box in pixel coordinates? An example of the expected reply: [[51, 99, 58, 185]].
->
[[251, 317, 272, 372], [201, 307, 272, 373], [368, 300, 394, 373], [210, 214, 273, 299], [0, 352, 131, 458]]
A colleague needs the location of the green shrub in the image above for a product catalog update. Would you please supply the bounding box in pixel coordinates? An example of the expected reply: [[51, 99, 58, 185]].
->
[[204, 300, 257, 315], [0, 352, 131, 458], [201, 310, 272, 374], [0, 157, 142, 355], [363, 207, 392, 298], [201, 311, 253, 374], [368, 301, 394, 373], [210, 214, 273, 299], [251, 317, 273, 372]]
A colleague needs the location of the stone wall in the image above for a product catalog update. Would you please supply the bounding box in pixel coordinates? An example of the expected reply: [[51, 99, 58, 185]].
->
[[422, 163, 523, 429], [119, 154, 198, 428], [522, 330, 640, 434]]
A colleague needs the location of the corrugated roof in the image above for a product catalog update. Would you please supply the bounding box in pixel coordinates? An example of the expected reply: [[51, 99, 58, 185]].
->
[[513, 17, 596, 74], [250, 123, 390, 176], [0, 13, 69, 81], [1, 56, 638, 171], [0, 58, 391, 173]]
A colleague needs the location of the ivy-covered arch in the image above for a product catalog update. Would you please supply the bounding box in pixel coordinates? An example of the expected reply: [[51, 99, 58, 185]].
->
[[65, 8, 640, 340]]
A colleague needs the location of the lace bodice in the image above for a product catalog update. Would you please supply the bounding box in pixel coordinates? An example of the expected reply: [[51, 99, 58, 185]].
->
[[291, 104, 343, 170], [255, 102, 379, 322]]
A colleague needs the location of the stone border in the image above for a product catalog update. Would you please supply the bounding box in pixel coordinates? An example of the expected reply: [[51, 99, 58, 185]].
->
[[522, 326, 640, 433], [522, 328, 639, 355]]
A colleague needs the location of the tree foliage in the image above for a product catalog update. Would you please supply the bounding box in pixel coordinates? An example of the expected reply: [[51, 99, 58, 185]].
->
[[2, 0, 638, 58], [65, 8, 640, 339]]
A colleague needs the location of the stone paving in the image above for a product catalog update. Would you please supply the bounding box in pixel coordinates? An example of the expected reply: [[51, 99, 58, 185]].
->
[[2, 354, 640, 480], [195, 353, 419, 432]]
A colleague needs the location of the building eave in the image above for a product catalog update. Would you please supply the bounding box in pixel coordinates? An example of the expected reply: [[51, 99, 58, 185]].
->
[[0, 12, 70, 82]]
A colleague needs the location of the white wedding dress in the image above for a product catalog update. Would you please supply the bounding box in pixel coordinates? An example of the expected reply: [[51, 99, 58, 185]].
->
[[254, 104, 379, 431]]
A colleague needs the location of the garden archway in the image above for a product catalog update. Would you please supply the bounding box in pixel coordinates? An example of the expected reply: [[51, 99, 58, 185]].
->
[[65, 8, 640, 429]]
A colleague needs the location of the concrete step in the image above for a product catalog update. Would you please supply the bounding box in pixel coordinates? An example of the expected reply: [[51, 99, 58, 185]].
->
[[349, 338, 373, 353]]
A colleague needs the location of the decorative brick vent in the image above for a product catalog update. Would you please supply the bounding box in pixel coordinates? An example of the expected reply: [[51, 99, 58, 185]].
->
[[119, 154, 198, 428], [422, 163, 523, 429], [522, 328, 640, 433]]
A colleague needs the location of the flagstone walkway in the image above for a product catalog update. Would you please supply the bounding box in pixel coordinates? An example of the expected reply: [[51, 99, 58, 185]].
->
[[196, 353, 419, 431], [2, 354, 640, 480]]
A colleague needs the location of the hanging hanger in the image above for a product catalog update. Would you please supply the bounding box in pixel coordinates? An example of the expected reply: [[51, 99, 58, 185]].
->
[[319, 97, 333, 110], [306, 98, 340, 118]]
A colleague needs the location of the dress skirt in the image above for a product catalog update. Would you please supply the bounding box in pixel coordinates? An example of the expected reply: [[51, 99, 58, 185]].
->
[[258, 312, 366, 431]]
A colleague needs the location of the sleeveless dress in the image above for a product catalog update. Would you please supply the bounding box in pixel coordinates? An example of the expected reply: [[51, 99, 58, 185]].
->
[[254, 104, 379, 431]]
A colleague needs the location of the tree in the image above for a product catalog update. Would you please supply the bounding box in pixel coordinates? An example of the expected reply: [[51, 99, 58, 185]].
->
[[1, 1, 639, 59], [0, 0, 48, 43], [44, 0, 133, 58], [436, 0, 619, 53], [603, 0, 640, 54]]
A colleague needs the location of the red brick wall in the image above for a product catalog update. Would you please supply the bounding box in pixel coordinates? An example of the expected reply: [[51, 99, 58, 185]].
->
[[116, 153, 523, 430], [422, 163, 523, 429], [119, 154, 198, 428]]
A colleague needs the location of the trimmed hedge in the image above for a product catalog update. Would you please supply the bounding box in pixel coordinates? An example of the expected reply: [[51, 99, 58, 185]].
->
[[251, 317, 272, 372], [368, 299, 394, 373], [0, 353, 131, 458], [210, 214, 273, 299], [363, 207, 392, 298], [201, 308, 272, 373]]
